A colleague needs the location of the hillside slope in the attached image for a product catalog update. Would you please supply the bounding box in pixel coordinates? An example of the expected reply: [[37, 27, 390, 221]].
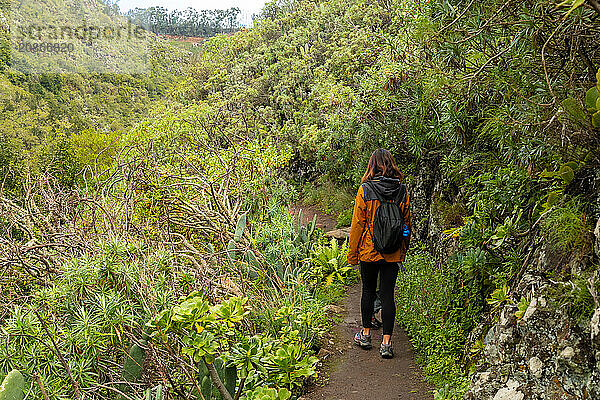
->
[[0, 0, 599, 399], [0, 0, 186, 192]]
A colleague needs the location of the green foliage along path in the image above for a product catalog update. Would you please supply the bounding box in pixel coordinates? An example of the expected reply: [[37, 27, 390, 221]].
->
[[1, 0, 599, 399]]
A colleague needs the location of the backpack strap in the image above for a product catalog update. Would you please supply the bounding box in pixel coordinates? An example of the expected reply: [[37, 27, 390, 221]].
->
[[396, 184, 407, 206], [361, 181, 381, 202], [361, 182, 378, 251]]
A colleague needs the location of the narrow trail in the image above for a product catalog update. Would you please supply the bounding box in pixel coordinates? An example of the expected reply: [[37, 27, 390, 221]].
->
[[303, 282, 432, 400], [290, 202, 337, 232], [289, 202, 433, 400]]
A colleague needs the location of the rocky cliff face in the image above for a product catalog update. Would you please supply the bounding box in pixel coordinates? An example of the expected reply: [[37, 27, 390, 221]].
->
[[466, 235, 600, 400], [410, 158, 458, 259], [411, 161, 600, 399], [461, 172, 600, 400]]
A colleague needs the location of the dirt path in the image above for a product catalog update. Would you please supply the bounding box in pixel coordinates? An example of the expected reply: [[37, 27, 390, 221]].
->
[[303, 282, 433, 400], [289, 201, 433, 400], [289, 202, 337, 232]]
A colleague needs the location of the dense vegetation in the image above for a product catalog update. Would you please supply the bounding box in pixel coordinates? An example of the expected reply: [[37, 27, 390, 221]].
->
[[0, 0, 186, 195], [1, 0, 599, 399], [126, 7, 242, 37]]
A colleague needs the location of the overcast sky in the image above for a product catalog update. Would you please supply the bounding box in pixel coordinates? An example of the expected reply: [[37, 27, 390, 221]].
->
[[117, 0, 268, 12]]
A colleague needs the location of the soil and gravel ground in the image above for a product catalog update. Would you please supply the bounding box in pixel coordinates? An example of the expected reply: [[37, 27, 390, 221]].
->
[[289, 202, 433, 400], [302, 282, 433, 400], [290, 202, 338, 232]]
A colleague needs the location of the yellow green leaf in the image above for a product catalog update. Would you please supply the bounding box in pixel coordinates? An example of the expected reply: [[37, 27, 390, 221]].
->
[[545, 191, 560, 208], [585, 87, 599, 111], [593, 111, 600, 129], [564, 0, 585, 17], [557, 165, 574, 184], [564, 161, 578, 171], [561, 98, 587, 123]]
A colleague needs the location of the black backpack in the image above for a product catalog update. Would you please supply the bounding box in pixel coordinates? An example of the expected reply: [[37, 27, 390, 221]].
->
[[364, 182, 408, 254]]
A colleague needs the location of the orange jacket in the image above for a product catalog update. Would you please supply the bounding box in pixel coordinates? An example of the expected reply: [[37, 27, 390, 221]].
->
[[347, 179, 411, 265]]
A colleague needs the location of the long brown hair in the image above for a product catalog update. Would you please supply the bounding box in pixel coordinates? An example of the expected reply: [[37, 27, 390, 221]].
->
[[361, 149, 403, 183]]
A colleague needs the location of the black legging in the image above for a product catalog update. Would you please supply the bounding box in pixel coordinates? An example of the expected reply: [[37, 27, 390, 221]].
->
[[360, 260, 399, 336]]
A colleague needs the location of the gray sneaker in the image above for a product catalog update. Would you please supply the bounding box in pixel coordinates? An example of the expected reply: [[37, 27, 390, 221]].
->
[[354, 330, 372, 349], [380, 341, 393, 359]]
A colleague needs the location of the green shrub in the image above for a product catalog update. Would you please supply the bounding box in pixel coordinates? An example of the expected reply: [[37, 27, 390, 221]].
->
[[395, 244, 478, 398], [254, 203, 316, 284], [433, 198, 466, 229], [541, 201, 591, 253], [302, 180, 354, 220], [69, 128, 122, 175], [248, 205, 345, 370], [154, 293, 319, 394], [241, 387, 291, 400], [547, 271, 599, 323], [336, 207, 353, 228], [0, 241, 177, 399], [250, 286, 332, 351]]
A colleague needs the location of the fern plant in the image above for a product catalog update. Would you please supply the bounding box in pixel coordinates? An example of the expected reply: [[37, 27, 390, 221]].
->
[[310, 239, 356, 286]]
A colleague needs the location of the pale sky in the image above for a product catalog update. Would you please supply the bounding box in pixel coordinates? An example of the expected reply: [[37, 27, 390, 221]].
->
[[117, 0, 268, 12]]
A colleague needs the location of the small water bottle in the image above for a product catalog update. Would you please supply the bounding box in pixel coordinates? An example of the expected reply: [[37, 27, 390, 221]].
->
[[402, 224, 410, 237]]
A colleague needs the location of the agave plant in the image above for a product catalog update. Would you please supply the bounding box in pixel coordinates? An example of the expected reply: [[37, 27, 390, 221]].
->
[[487, 283, 513, 312], [515, 293, 532, 322]]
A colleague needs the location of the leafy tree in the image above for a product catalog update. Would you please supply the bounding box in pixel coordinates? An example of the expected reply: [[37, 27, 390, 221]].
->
[[127, 6, 241, 37]]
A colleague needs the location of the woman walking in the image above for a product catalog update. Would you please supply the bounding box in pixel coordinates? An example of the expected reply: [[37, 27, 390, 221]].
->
[[347, 149, 411, 359]]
